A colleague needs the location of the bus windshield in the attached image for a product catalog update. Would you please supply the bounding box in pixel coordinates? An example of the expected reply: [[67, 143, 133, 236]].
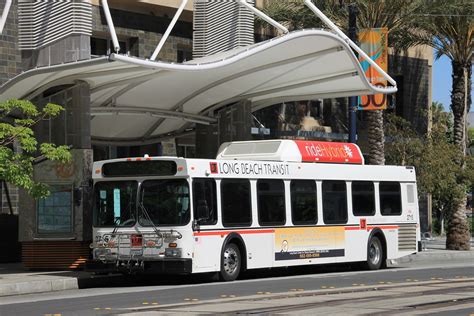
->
[[94, 181, 138, 227], [139, 179, 190, 226]]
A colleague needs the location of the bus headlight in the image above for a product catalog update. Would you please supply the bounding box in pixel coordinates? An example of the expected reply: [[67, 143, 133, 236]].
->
[[93, 248, 111, 259], [165, 248, 182, 258]]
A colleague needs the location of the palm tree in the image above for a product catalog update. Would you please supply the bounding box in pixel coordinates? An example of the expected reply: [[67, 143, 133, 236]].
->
[[262, 1, 422, 165], [403, 0, 473, 250]]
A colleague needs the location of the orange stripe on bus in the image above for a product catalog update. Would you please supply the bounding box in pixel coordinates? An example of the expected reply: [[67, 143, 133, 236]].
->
[[193, 229, 275, 236]]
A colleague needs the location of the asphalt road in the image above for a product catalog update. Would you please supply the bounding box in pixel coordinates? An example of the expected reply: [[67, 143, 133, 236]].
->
[[1, 260, 473, 316]]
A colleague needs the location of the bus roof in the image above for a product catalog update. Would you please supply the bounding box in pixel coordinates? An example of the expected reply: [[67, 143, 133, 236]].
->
[[216, 140, 364, 164]]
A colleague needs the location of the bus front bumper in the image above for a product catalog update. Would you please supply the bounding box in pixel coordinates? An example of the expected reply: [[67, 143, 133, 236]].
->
[[85, 258, 192, 274]]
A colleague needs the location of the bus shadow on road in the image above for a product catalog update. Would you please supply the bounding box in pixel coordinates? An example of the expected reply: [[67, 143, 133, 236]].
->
[[77, 263, 376, 289]]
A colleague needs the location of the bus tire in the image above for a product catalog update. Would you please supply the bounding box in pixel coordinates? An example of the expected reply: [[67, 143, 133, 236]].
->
[[220, 243, 241, 281], [365, 236, 383, 270]]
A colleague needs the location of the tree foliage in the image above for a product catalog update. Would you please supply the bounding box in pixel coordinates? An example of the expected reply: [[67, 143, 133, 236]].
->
[[385, 103, 473, 237], [0, 99, 71, 198]]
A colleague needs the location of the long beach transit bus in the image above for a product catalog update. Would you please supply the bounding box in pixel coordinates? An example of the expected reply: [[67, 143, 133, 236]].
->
[[88, 140, 420, 281]]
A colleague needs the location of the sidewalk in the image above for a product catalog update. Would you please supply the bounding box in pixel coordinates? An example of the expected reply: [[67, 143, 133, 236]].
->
[[0, 263, 91, 297], [392, 236, 474, 264], [0, 237, 473, 297]]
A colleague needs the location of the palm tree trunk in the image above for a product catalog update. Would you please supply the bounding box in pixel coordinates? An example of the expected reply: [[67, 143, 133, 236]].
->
[[366, 110, 385, 165], [446, 193, 471, 250], [446, 61, 472, 250], [450, 61, 471, 153]]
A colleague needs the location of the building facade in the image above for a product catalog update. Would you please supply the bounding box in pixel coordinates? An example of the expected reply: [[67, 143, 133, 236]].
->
[[0, 0, 432, 268]]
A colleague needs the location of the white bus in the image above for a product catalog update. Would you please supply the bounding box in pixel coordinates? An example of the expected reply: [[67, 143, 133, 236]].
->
[[88, 140, 420, 281]]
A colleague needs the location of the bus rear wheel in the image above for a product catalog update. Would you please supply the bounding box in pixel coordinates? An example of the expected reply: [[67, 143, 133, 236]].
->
[[220, 243, 241, 281], [365, 236, 383, 270]]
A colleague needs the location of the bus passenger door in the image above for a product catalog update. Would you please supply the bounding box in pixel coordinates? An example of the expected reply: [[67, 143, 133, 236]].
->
[[192, 178, 220, 272]]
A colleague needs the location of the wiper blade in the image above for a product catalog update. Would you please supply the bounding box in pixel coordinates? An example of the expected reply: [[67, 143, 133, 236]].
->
[[139, 201, 162, 239]]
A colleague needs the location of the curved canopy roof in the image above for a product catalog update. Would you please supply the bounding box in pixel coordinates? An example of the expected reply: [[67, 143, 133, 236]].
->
[[0, 29, 396, 145]]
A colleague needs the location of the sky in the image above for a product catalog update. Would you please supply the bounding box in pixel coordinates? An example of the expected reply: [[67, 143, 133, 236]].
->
[[432, 52, 474, 113]]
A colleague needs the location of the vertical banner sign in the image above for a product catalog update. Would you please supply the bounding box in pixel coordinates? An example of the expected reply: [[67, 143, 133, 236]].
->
[[358, 28, 388, 110]]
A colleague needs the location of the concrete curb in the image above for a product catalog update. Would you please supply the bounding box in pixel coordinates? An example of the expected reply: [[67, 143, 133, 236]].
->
[[0, 278, 78, 297], [393, 249, 474, 264]]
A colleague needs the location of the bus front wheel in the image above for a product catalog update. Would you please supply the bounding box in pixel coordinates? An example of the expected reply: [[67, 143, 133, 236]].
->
[[220, 243, 241, 281], [366, 236, 383, 270]]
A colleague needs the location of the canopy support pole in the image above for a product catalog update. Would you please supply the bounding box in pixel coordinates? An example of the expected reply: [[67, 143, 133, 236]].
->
[[101, 0, 120, 53], [150, 0, 188, 61], [303, 0, 396, 87], [0, 0, 12, 35], [237, 0, 288, 34]]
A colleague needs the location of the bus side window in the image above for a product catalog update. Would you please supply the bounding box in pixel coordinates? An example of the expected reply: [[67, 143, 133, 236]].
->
[[291, 180, 317, 225], [352, 181, 375, 216], [322, 180, 348, 224], [380, 182, 402, 216], [257, 179, 286, 226], [192, 178, 217, 225], [221, 179, 252, 227]]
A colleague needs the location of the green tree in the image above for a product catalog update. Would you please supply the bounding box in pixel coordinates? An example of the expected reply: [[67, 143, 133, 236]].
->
[[468, 128, 474, 148], [0, 99, 71, 198], [401, 0, 473, 250], [385, 103, 473, 242]]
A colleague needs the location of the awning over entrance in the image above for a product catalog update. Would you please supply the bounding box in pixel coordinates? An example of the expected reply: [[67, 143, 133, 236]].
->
[[0, 29, 396, 145]]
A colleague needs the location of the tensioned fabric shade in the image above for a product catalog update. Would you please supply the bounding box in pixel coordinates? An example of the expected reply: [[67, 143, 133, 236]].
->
[[0, 29, 397, 145]]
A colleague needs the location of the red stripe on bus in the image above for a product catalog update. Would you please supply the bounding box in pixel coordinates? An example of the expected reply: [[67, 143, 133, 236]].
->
[[369, 225, 399, 230], [345, 225, 399, 231], [344, 226, 360, 230], [193, 229, 275, 236]]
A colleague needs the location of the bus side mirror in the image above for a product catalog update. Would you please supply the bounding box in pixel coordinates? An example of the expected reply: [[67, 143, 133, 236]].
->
[[196, 200, 210, 221]]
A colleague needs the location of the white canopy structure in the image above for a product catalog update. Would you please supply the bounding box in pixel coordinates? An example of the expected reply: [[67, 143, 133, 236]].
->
[[0, 0, 397, 145]]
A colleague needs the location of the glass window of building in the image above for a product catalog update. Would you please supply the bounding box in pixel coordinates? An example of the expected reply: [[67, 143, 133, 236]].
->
[[37, 184, 73, 234]]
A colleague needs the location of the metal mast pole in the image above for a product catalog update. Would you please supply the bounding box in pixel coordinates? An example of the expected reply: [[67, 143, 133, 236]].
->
[[348, 3, 358, 143]]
